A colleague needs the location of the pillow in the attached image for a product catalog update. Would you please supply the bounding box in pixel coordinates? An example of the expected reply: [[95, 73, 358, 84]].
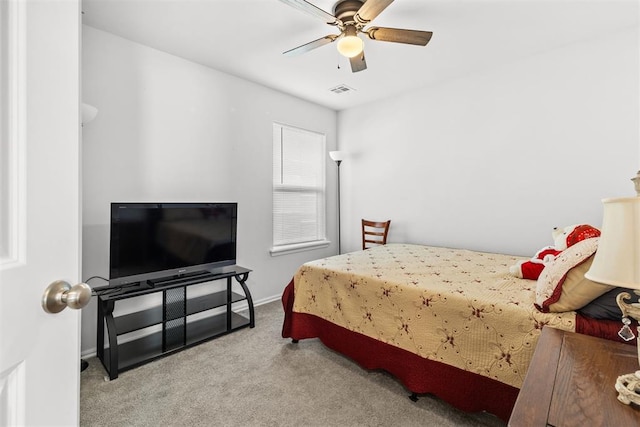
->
[[578, 287, 636, 320], [535, 237, 612, 312]]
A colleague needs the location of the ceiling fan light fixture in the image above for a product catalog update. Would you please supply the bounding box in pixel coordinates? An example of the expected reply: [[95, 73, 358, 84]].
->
[[280, 0, 432, 72], [337, 26, 363, 58]]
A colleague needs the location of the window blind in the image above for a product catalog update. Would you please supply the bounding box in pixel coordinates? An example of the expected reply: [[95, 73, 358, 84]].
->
[[272, 123, 326, 249]]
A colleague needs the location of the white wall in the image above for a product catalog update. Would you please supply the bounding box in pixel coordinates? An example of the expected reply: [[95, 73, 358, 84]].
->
[[81, 26, 338, 355], [337, 26, 639, 256], [81, 20, 638, 354]]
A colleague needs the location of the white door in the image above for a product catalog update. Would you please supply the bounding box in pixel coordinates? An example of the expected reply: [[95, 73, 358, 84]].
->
[[0, 0, 82, 425]]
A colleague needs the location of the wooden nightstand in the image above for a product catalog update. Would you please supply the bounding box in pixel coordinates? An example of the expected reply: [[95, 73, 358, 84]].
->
[[509, 326, 640, 427]]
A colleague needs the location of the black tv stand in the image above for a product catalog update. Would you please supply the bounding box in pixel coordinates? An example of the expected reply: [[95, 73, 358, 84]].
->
[[147, 270, 219, 288], [94, 265, 253, 380]]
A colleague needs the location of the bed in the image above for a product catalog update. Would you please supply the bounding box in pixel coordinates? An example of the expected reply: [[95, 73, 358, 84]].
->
[[281, 243, 631, 422]]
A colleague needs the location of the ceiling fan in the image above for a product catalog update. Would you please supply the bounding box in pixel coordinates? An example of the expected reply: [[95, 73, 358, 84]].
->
[[279, 0, 433, 73]]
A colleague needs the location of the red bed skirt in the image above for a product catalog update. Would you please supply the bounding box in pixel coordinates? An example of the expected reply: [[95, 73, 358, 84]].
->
[[282, 279, 518, 422], [281, 279, 634, 423]]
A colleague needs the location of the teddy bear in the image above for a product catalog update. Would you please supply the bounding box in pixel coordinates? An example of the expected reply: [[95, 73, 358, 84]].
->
[[509, 224, 600, 280], [509, 246, 562, 280], [552, 223, 601, 251]]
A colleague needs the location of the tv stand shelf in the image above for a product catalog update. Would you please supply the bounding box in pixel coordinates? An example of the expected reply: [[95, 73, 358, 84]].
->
[[94, 266, 253, 380]]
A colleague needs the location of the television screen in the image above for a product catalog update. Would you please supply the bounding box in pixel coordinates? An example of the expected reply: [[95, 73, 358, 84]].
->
[[109, 202, 237, 285]]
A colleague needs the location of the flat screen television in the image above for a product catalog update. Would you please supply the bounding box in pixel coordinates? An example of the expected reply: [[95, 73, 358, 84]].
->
[[109, 202, 237, 286]]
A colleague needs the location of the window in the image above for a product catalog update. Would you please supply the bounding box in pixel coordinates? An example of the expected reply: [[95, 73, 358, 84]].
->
[[271, 123, 328, 255]]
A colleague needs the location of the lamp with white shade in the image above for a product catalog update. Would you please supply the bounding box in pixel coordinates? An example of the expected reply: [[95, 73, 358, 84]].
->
[[329, 151, 345, 254], [585, 171, 640, 405], [81, 103, 98, 125]]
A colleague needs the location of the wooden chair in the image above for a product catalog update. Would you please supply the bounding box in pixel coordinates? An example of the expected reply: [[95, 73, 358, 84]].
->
[[362, 219, 391, 250]]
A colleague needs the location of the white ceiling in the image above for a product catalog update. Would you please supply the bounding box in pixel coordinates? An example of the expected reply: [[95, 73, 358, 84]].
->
[[81, 0, 638, 111]]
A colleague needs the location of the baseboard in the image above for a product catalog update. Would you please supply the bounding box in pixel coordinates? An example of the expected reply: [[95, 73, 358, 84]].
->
[[80, 293, 283, 359]]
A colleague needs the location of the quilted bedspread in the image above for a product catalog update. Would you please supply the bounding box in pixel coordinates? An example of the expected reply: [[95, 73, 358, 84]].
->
[[292, 243, 576, 388]]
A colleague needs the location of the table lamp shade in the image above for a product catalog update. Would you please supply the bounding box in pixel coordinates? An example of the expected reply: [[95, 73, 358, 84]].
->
[[585, 197, 640, 289]]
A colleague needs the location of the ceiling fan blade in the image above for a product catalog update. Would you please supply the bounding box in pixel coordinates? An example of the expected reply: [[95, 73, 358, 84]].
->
[[279, 0, 339, 25], [354, 0, 394, 24], [283, 34, 339, 56], [366, 27, 433, 46], [349, 52, 367, 73]]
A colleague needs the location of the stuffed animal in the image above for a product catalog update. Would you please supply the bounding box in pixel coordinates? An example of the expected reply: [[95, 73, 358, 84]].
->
[[509, 246, 562, 280], [552, 224, 601, 251], [509, 224, 601, 280]]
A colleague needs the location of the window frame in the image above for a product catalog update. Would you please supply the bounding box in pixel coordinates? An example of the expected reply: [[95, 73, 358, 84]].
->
[[270, 122, 330, 256]]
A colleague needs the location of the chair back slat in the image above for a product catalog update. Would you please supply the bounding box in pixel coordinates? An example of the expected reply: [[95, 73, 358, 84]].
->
[[362, 219, 391, 250]]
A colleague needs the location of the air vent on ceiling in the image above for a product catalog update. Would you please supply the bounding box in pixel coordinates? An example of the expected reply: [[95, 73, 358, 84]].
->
[[329, 84, 356, 94]]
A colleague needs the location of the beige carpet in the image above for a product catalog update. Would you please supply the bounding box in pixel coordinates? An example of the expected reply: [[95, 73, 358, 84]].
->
[[80, 301, 506, 426]]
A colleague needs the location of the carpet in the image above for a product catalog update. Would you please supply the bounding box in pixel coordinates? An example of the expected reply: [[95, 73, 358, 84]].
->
[[80, 301, 506, 426]]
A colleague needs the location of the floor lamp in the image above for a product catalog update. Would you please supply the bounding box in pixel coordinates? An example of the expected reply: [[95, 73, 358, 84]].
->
[[329, 151, 345, 254], [81, 102, 98, 372]]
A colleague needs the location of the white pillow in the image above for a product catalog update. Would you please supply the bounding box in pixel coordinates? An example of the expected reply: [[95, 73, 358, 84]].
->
[[535, 238, 610, 312]]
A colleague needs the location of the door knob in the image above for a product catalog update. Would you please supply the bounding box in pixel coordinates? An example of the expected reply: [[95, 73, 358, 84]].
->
[[42, 280, 92, 313]]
